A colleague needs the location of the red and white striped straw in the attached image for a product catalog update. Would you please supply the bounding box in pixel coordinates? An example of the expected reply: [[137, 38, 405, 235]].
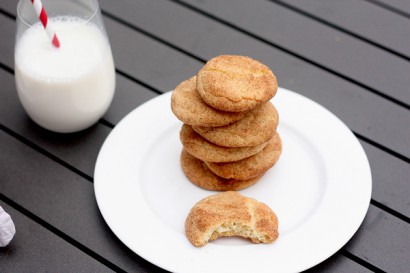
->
[[30, 0, 60, 48]]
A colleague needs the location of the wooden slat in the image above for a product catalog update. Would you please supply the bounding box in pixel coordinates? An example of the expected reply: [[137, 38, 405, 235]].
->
[[0, 130, 165, 272], [344, 205, 410, 272], [176, 0, 410, 107], [0, 202, 113, 272], [106, 19, 203, 92], [104, 76, 158, 126], [0, 13, 13, 66], [361, 141, 410, 218], [305, 252, 373, 273], [0, 0, 14, 13], [278, 0, 410, 58]]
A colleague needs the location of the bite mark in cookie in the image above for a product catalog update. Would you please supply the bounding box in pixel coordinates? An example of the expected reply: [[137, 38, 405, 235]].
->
[[185, 191, 279, 247]]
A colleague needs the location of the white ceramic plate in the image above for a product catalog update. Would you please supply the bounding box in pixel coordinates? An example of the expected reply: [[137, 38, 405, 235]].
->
[[94, 88, 371, 273]]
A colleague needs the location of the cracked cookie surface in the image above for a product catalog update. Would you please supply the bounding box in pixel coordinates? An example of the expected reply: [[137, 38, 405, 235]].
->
[[192, 101, 279, 147], [197, 55, 278, 112]]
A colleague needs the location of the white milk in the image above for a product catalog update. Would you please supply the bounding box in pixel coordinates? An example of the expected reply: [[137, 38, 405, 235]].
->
[[15, 16, 115, 133]]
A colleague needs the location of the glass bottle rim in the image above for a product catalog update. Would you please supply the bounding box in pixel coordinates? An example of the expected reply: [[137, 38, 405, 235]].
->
[[16, 0, 100, 28]]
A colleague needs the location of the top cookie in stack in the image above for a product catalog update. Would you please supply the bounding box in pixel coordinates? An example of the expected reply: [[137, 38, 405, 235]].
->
[[197, 55, 277, 112], [171, 55, 281, 191]]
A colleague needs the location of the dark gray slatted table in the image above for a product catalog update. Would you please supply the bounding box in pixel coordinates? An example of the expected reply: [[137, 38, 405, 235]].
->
[[0, 0, 409, 272]]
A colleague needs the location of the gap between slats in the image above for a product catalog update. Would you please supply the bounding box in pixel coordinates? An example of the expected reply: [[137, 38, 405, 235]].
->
[[0, 122, 93, 182], [341, 249, 387, 273]]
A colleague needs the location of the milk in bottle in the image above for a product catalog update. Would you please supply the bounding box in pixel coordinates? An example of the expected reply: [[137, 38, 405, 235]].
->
[[15, 16, 115, 133]]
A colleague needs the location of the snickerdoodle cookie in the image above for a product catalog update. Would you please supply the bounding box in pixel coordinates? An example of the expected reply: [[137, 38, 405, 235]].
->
[[185, 191, 279, 247], [180, 149, 262, 191], [192, 101, 279, 147], [171, 76, 246, 127], [205, 133, 282, 180], [180, 124, 268, 163], [196, 55, 278, 112]]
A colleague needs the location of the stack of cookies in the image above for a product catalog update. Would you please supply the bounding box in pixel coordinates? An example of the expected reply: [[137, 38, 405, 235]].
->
[[171, 55, 282, 191]]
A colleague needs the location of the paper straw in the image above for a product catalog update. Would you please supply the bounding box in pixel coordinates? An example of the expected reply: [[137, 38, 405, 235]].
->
[[30, 0, 60, 48]]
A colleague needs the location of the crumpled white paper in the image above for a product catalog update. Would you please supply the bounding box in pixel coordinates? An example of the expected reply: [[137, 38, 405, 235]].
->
[[0, 206, 16, 247]]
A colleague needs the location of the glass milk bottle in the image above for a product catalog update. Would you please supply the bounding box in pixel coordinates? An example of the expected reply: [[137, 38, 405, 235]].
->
[[15, 0, 115, 133]]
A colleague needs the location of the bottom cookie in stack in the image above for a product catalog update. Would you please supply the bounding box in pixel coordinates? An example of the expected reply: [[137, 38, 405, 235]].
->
[[180, 132, 282, 191]]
